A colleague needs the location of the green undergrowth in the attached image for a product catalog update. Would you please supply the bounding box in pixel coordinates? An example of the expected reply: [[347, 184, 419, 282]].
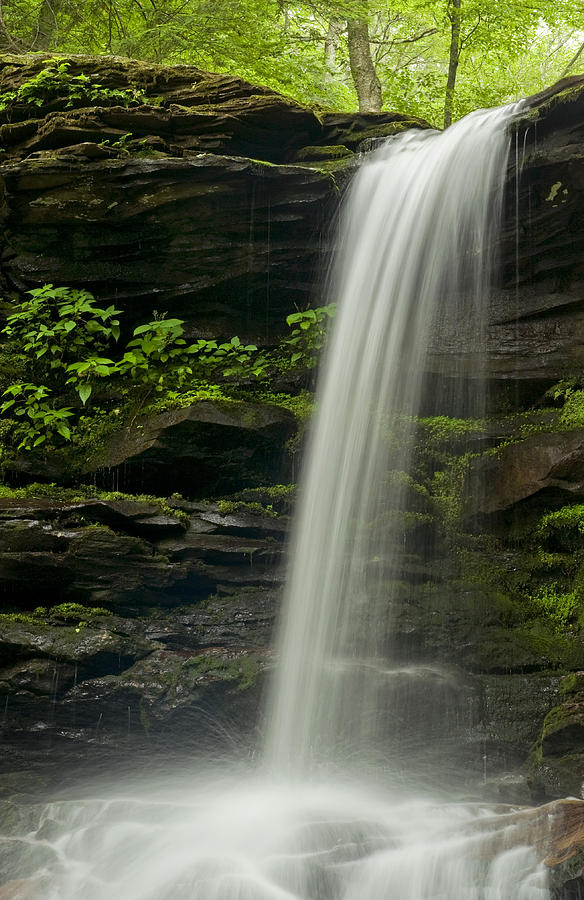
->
[[0, 602, 111, 627], [217, 499, 278, 518], [0, 60, 146, 117], [0, 481, 188, 522], [230, 484, 296, 515], [0, 284, 327, 470]]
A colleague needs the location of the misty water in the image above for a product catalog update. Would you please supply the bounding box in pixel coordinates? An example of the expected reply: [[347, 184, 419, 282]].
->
[[7, 102, 554, 898]]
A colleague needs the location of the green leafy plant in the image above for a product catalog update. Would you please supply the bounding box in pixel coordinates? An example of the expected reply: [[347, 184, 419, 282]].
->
[[0, 61, 146, 115], [3, 283, 121, 371], [0, 383, 73, 449], [0, 285, 334, 455], [282, 304, 337, 369]]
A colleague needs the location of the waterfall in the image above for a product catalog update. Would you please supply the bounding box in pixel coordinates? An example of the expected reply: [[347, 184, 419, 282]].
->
[[266, 103, 518, 774], [8, 102, 556, 899]]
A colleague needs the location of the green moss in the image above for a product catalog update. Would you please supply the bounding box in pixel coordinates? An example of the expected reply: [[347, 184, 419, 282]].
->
[[231, 484, 295, 514], [559, 671, 584, 697], [541, 701, 584, 741], [0, 481, 187, 522], [418, 415, 485, 445], [0, 603, 110, 625], [527, 584, 578, 627], [519, 81, 584, 126], [182, 652, 261, 691], [217, 499, 278, 518], [537, 505, 584, 542], [144, 384, 232, 413], [47, 602, 110, 621], [294, 144, 353, 161]]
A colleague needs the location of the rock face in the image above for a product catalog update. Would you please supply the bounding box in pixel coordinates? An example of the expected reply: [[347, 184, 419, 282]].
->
[[426, 75, 584, 387], [0, 54, 429, 341], [0, 494, 285, 772], [9, 399, 297, 495], [468, 429, 584, 515]]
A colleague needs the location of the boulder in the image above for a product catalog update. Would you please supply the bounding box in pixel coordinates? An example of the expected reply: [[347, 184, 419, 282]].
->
[[87, 400, 297, 496], [6, 400, 297, 497], [466, 430, 584, 515]]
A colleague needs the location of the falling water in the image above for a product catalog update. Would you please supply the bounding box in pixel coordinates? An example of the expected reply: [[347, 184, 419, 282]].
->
[[266, 103, 519, 774], [4, 103, 555, 899]]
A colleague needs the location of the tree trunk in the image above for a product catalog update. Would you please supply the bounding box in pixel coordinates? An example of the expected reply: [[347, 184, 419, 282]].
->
[[347, 17, 382, 112], [32, 0, 62, 50], [444, 0, 461, 128], [0, 0, 23, 50], [324, 18, 343, 76]]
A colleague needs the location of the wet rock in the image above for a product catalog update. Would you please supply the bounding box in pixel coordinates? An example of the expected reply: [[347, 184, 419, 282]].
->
[[147, 588, 279, 650], [59, 646, 270, 740], [84, 401, 297, 496], [318, 111, 429, 150], [0, 151, 337, 340], [480, 772, 533, 804], [0, 620, 151, 674], [467, 430, 584, 515], [0, 659, 77, 697], [427, 76, 584, 387], [528, 673, 584, 799], [0, 497, 288, 610], [478, 673, 562, 772]]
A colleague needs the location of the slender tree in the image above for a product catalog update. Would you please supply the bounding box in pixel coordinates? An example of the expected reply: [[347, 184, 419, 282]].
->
[[443, 0, 461, 127], [347, 12, 382, 111], [32, 0, 62, 49]]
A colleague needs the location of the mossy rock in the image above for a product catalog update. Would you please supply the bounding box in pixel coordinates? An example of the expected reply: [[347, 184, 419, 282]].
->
[[292, 144, 353, 162]]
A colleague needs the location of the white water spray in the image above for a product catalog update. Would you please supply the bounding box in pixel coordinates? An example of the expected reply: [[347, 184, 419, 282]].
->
[[5, 103, 555, 899]]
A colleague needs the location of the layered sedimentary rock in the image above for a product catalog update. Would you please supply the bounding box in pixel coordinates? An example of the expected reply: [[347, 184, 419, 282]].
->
[[0, 54, 428, 340]]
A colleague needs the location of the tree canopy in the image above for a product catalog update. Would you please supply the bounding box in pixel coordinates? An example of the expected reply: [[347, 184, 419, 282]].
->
[[0, 0, 582, 126]]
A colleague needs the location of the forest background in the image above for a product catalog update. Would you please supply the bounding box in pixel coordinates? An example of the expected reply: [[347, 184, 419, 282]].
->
[[0, 0, 583, 128]]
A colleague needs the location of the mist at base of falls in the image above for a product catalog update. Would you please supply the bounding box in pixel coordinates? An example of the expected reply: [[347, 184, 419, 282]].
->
[[18, 767, 549, 900], [4, 102, 554, 899]]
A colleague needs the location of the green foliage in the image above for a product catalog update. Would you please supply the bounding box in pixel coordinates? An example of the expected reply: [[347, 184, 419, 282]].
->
[[0, 1, 581, 125], [282, 305, 337, 370], [217, 499, 278, 518], [528, 584, 577, 627], [0, 61, 146, 115], [0, 286, 330, 458], [0, 383, 73, 449], [559, 390, 584, 429], [536, 505, 584, 548], [3, 284, 121, 367]]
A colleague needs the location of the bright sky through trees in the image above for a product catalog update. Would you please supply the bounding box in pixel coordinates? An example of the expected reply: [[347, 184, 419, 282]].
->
[[0, 0, 582, 126]]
